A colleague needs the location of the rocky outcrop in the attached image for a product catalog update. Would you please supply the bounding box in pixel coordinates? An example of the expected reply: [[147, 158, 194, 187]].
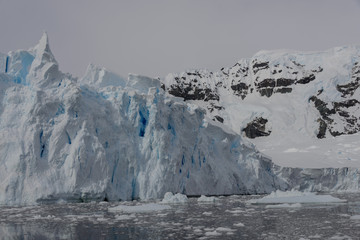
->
[[242, 117, 271, 138], [166, 71, 219, 101], [309, 95, 360, 138], [163, 47, 360, 140], [336, 62, 360, 97]]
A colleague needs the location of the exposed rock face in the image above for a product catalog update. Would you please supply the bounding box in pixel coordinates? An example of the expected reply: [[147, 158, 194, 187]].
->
[[307, 61, 360, 138], [336, 63, 360, 97], [163, 47, 360, 139], [166, 71, 219, 101], [242, 117, 271, 139]]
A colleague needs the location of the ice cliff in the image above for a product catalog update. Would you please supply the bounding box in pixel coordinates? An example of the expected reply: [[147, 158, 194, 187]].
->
[[1, 34, 359, 205], [0, 34, 289, 205]]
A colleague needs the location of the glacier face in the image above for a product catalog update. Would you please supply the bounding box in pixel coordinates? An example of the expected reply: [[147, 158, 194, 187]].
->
[[0, 34, 291, 205]]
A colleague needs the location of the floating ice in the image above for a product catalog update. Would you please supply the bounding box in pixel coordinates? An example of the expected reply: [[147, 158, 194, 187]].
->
[[265, 203, 302, 208], [350, 215, 360, 220], [197, 195, 217, 203], [108, 203, 171, 213], [249, 190, 346, 204], [161, 192, 188, 204], [233, 222, 245, 227]]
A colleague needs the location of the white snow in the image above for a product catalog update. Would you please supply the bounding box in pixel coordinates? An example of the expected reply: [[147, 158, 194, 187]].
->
[[249, 190, 346, 204], [161, 192, 188, 204], [215, 227, 236, 232], [197, 195, 217, 203], [108, 203, 171, 213], [114, 214, 135, 220], [233, 222, 245, 227], [202, 211, 212, 216], [350, 215, 360, 220], [204, 231, 222, 236], [265, 203, 302, 208]]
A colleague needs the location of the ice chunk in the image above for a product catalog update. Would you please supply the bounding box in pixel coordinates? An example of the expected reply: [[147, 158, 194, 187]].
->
[[197, 195, 217, 203], [265, 203, 302, 208], [108, 203, 171, 213], [204, 231, 222, 237], [233, 222, 245, 227], [249, 190, 346, 204], [350, 215, 360, 220], [215, 227, 236, 232], [161, 192, 188, 203]]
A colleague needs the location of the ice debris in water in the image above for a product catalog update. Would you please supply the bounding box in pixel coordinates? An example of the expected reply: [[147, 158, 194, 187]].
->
[[197, 195, 217, 203], [161, 192, 188, 203], [265, 203, 302, 208], [350, 215, 360, 220], [249, 190, 346, 204], [108, 203, 171, 213]]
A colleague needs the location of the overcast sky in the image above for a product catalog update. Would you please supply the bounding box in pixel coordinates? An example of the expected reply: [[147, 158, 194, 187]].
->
[[1, 0, 360, 78]]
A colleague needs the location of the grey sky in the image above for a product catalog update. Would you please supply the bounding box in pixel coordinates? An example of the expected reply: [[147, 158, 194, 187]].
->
[[1, 0, 360, 78]]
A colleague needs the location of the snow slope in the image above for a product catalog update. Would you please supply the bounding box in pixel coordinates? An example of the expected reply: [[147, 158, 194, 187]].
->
[[163, 46, 360, 168]]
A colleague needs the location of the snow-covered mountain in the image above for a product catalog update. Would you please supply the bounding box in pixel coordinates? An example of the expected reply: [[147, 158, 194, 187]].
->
[[0, 34, 359, 205], [163, 46, 360, 168]]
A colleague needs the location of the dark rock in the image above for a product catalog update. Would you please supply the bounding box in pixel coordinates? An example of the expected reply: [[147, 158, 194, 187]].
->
[[336, 64, 360, 97], [310, 96, 360, 138], [252, 61, 269, 74], [312, 67, 323, 73], [276, 87, 292, 94], [231, 82, 249, 91], [214, 115, 224, 123], [277, 78, 295, 87], [168, 85, 219, 102], [258, 79, 276, 88], [309, 96, 335, 119], [317, 118, 327, 139], [259, 88, 273, 97], [333, 99, 359, 109], [207, 103, 224, 113], [297, 74, 316, 84], [336, 81, 360, 97], [231, 82, 249, 99], [292, 61, 305, 67], [242, 117, 271, 139]]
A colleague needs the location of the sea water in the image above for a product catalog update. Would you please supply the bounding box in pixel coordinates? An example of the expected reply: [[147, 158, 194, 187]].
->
[[1, 193, 360, 239]]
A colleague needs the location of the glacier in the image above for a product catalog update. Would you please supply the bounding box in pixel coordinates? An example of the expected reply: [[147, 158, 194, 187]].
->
[[0, 34, 360, 205], [0, 34, 289, 205]]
